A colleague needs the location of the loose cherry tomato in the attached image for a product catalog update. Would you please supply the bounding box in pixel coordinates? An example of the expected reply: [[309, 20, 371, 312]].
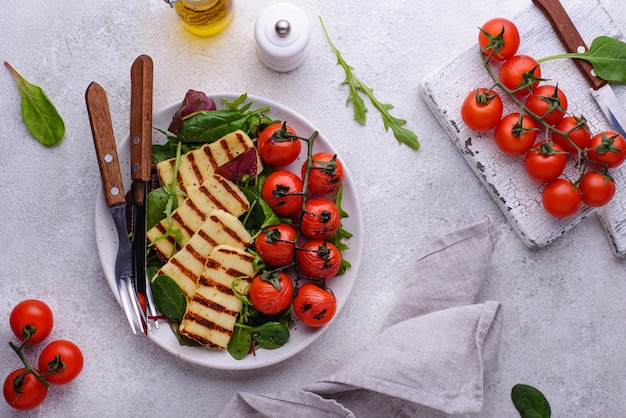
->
[[261, 170, 304, 217], [553, 115, 591, 154], [302, 152, 344, 195], [300, 198, 341, 240], [499, 55, 541, 98], [9, 300, 53, 344], [478, 17, 520, 61], [297, 240, 342, 280], [38, 340, 84, 385], [578, 171, 615, 207], [494, 113, 538, 156], [525, 85, 568, 126], [254, 223, 296, 267], [586, 130, 626, 168], [524, 141, 567, 183], [461, 88, 503, 132], [257, 122, 301, 167], [249, 271, 294, 315], [3, 369, 48, 410], [292, 283, 337, 327], [542, 179, 581, 218]]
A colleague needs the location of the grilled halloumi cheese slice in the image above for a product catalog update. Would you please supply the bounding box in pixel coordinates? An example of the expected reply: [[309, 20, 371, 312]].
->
[[146, 173, 250, 260], [154, 209, 252, 300], [179, 245, 256, 349], [157, 130, 263, 200]]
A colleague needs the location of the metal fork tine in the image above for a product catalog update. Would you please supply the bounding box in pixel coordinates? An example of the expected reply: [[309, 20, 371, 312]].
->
[[117, 278, 138, 334]]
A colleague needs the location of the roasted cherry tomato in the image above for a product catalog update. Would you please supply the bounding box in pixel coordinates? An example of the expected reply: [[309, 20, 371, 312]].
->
[[524, 141, 567, 183], [257, 122, 301, 167], [542, 179, 581, 218], [297, 240, 342, 280], [478, 17, 520, 61], [553, 115, 591, 154], [461, 88, 503, 132], [292, 283, 337, 327], [302, 152, 344, 195], [499, 55, 541, 98], [249, 271, 294, 316], [254, 223, 297, 267], [586, 130, 626, 168], [261, 170, 304, 217], [525, 84, 568, 126], [9, 300, 53, 344], [38, 340, 84, 385], [300, 198, 341, 240], [578, 171, 616, 207], [3, 369, 48, 410], [494, 113, 538, 156]]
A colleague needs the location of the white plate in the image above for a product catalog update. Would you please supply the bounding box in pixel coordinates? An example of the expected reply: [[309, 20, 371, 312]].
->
[[94, 93, 363, 370]]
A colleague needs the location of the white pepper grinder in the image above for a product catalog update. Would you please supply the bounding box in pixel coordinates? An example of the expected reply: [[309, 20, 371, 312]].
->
[[254, 3, 312, 72]]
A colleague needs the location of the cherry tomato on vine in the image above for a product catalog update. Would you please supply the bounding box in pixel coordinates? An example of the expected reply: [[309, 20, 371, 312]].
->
[[553, 115, 591, 154], [478, 17, 520, 61], [38, 340, 84, 385], [542, 179, 581, 218], [297, 240, 342, 280], [586, 130, 626, 168], [300, 198, 341, 240], [254, 223, 296, 267], [257, 122, 301, 167], [524, 141, 567, 183], [494, 113, 538, 156], [292, 283, 337, 327], [525, 85, 568, 126], [261, 170, 304, 217], [461, 88, 503, 132], [579, 171, 616, 207], [9, 300, 53, 344], [499, 55, 541, 98], [3, 369, 48, 410], [302, 152, 344, 194], [249, 272, 294, 316]]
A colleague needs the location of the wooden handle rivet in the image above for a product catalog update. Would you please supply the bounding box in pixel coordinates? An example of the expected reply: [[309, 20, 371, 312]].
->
[[105, 153, 114, 163], [111, 186, 120, 196]]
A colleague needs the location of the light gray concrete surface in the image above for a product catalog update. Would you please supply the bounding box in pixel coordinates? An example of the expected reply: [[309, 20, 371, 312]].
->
[[0, 0, 624, 416]]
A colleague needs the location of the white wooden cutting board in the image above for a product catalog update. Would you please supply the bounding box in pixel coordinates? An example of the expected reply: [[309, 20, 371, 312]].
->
[[420, 0, 626, 256]]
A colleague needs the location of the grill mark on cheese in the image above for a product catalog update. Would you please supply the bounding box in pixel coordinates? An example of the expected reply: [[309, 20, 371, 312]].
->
[[183, 312, 231, 337], [212, 175, 250, 212], [201, 146, 219, 171]]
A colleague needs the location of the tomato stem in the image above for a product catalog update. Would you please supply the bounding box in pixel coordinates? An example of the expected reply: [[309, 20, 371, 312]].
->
[[8, 341, 51, 389]]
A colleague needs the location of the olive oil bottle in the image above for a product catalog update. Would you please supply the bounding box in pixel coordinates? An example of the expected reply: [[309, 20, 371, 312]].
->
[[171, 0, 234, 37]]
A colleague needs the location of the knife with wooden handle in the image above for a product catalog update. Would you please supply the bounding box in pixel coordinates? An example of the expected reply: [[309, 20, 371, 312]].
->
[[130, 55, 156, 332], [532, 0, 626, 137]]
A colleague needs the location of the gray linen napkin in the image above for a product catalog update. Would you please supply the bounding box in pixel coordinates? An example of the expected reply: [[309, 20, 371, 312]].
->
[[218, 216, 502, 417]]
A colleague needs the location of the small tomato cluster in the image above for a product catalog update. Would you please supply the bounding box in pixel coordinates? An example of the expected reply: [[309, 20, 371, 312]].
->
[[252, 122, 346, 327], [462, 17, 625, 218], [4, 300, 83, 411]]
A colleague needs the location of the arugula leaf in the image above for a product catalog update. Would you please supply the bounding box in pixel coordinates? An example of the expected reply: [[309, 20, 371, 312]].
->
[[538, 36, 626, 82], [4, 61, 65, 146], [511, 384, 551, 418], [319, 18, 420, 150]]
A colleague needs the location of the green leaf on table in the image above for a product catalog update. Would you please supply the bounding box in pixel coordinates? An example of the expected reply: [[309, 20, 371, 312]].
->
[[511, 384, 551, 418], [539, 36, 626, 82], [319, 17, 420, 151], [4, 61, 65, 146]]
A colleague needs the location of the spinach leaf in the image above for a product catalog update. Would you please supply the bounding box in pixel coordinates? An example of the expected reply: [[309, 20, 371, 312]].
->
[[539, 36, 626, 82], [237, 321, 290, 349], [227, 326, 252, 360], [4, 61, 65, 146], [511, 384, 551, 418], [151, 275, 187, 321]]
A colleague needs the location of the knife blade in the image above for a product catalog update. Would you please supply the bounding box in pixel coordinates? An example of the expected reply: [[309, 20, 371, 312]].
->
[[130, 55, 157, 332], [86, 81, 144, 334], [532, 0, 626, 136]]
